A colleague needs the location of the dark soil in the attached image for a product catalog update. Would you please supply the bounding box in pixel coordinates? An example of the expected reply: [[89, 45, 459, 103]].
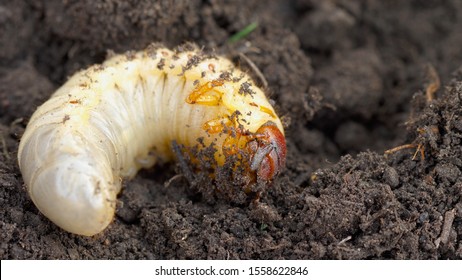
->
[[1, 0, 462, 259]]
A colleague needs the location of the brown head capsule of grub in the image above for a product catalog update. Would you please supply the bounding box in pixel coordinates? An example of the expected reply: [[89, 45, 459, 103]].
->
[[246, 121, 286, 181]]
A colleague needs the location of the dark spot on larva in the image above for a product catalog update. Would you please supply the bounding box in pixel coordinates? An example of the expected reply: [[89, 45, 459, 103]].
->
[[196, 137, 205, 146], [172, 53, 180, 60], [79, 82, 88, 88], [95, 181, 101, 195], [232, 72, 245, 83], [193, 80, 200, 86], [69, 100, 80, 104], [169, 64, 175, 69], [175, 43, 197, 53], [157, 58, 165, 70], [201, 71, 206, 78], [219, 71, 232, 81], [182, 55, 202, 73], [249, 102, 258, 107], [238, 81, 256, 96], [126, 51, 136, 60], [62, 115, 70, 124]]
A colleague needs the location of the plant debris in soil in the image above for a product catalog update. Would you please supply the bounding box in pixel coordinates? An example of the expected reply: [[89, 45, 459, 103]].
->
[[1, 0, 462, 259]]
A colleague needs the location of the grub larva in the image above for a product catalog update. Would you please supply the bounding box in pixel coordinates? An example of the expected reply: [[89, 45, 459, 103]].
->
[[18, 44, 286, 236]]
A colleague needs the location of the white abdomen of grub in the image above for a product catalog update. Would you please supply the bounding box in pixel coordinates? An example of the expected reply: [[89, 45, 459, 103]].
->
[[16, 53, 194, 236]]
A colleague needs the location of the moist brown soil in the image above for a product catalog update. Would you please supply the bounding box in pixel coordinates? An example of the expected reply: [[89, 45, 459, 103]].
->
[[1, 0, 462, 259]]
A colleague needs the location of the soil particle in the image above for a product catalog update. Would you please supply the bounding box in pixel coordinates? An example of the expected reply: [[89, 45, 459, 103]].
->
[[2, 0, 462, 259]]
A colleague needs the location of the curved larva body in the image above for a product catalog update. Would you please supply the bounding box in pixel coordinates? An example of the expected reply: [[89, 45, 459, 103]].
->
[[18, 45, 285, 236]]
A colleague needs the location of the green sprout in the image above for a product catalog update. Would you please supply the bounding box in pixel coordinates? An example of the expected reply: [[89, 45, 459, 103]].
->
[[227, 22, 259, 43]]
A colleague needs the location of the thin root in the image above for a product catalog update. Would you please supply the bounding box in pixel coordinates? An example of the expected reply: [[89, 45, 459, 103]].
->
[[384, 143, 425, 161], [425, 64, 440, 102], [337, 236, 352, 245], [385, 65, 439, 162], [239, 52, 268, 89], [164, 174, 185, 188]]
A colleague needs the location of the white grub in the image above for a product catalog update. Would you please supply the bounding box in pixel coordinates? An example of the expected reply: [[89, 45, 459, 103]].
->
[[18, 44, 284, 236]]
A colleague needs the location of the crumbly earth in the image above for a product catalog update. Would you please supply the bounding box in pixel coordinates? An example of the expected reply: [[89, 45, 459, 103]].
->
[[1, 0, 461, 259]]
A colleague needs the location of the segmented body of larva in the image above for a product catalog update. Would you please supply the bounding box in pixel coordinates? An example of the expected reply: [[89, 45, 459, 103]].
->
[[18, 44, 286, 236]]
